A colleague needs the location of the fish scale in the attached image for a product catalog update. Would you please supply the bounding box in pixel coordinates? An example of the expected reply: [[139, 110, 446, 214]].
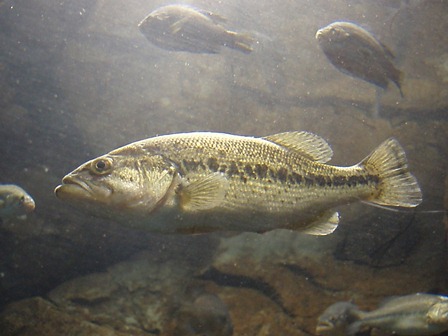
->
[[135, 133, 373, 212]]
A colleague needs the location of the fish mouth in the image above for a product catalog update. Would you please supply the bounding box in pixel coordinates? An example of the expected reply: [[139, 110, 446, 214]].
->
[[315, 322, 333, 333], [55, 175, 98, 201], [315, 29, 323, 39]]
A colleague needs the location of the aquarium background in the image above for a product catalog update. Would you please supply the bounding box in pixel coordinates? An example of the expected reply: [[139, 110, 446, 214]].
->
[[0, 0, 447, 335]]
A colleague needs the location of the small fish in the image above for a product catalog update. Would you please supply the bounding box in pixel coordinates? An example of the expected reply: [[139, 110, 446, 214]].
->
[[316, 301, 362, 336], [348, 293, 448, 335], [54, 131, 422, 234], [316, 21, 403, 97], [138, 5, 253, 54], [0, 184, 35, 220]]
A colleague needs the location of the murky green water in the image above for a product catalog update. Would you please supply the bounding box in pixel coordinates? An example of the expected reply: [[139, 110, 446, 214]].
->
[[0, 1, 447, 335]]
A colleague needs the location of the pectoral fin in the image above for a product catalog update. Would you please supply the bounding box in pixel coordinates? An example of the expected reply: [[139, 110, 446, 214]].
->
[[264, 131, 333, 163], [170, 17, 189, 34], [301, 211, 339, 235], [179, 173, 229, 212]]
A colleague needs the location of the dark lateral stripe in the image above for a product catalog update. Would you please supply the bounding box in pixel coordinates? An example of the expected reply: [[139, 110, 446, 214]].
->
[[182, 159, 206, 172], [194, 157, 379, 188]]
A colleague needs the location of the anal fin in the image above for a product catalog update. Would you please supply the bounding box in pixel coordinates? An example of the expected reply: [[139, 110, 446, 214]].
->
[[301, 211, 339, 236]]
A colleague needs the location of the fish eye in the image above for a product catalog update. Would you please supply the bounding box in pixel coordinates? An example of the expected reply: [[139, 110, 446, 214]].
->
[[91, 157, 113, 175], [19, 196, 25, 204]]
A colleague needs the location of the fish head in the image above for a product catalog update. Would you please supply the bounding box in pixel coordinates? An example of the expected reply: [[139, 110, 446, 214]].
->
[[316, 22, 352, 45], [427, 301, 448, 324], [138, 6, 177, 32], [55, 152, 178, 216], [316, 302, 357, 336], [0, 185, 35, 219]]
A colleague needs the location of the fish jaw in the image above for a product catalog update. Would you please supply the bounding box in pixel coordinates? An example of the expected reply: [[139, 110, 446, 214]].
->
[[55, 175, 112, 204], [315, 321, 334, 334]]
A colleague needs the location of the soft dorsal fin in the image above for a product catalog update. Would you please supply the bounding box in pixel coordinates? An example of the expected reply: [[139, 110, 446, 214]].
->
[[179, 173, 229, 212], [263, 131, 333, 163]]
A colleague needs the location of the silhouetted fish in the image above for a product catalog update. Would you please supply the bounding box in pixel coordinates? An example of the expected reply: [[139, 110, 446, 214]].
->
[[138, 5, 253, 54], [316, 21, 403, 97]]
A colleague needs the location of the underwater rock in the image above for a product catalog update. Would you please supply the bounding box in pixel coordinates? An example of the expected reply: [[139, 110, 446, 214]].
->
[[0, 297, 136, 336], [204, 211, 446, 334]]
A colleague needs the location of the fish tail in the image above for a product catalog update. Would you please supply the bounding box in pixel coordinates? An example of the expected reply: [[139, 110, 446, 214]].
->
[[361, 138, 422, 207], [225, 31, 254, 53]]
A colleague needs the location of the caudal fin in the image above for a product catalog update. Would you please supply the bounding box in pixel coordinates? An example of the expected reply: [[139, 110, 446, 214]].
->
[[361, 138, 422, 207], [225, 31, 254, 53]]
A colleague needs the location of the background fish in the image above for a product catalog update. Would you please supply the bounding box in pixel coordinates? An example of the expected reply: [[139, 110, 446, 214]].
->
[[347, 293, 448, 335], [0, 184, 35, 220], [54, 131, 422, 234], [316, 301, 362, 336], [316, 21, 404, 97], [138, 5, 253, 54]]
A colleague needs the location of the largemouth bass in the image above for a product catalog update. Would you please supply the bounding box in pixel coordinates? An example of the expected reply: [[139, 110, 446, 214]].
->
[[54, 131, 422, 234]]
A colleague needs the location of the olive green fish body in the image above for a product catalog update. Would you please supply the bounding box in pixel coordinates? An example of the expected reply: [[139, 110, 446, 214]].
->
[[55, 131, 422, 235], [135, 133, 370, 231]]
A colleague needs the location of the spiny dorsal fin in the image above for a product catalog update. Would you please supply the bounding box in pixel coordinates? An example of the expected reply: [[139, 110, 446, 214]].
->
[[179, 173, 229, 212], [300, 211, 339, 236], [197, 9, 227, 24], [264, 131, 333, 163]]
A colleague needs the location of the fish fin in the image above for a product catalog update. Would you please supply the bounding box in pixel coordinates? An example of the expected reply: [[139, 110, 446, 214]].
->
[[391, 68, 404, 98], [379, 41, 396, 59], [179, 173, 229, 212], [225, 31, 254, 54], [358, 46, 374, 60], [301, 211, 339, 235], [197, 9, 227, 23], [264, 131, 333, 163], [170, 17, 189, 34], [361, 138, 422, 207]]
